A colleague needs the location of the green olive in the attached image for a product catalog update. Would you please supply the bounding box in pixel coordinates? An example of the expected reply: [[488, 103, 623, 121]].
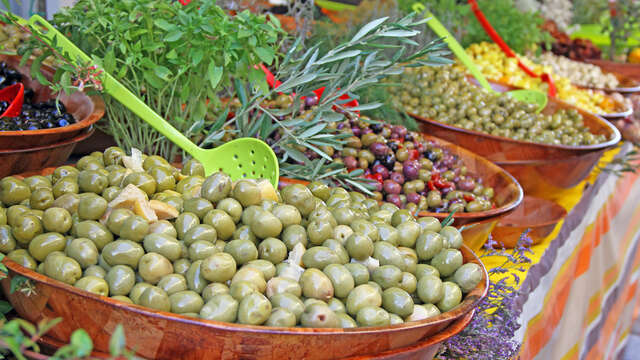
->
[[182, 159, 205, 177], [23, 176, 52, 192], [415, 231, 444, 261], [376, 224, 399, 246], [229, 281, 258, 301], [6, 205, 29, 227], [200, 293, 239, 322], [157, 273, 188, 295], [238, 292, 271, 325], [453, 263, 483, 293], [265, 276, 301, 298], [102, 240, 144, 268], [28, 232, 66, 261], [344, 263, 369, 286], [175, 212, 200, 240], [250, 210, 282, 240], [0, 225, 16, 253], [186, 260, 208, 293], [307, 181, 330, 201], [29, 188, 54, 210], [74, 221, 113, 251], [265, 307, 297, 327], [202, 282, 229, 302], [44, 254, 82, 285], [129, 282, 153, 304], [138, 252, 173, 284], [12, 214, 43, 245], [257, 237, 287, 264], [148, 166, 176, 192], [52, 176, 79, 198], [138, 286, 171, 312], [83, 265, 106, 279], [176, 176, 205, 197], [106, 208, 134, 236], [77, 194, 107, 221], [0, 177, 31, 206], [281, 225, 308, 250], [231, 267, 266, 293], [302, 246, 340, 270], [323, 264, 355, 298], [300, 268, 334, 301], [345, 233, 373, 261], [333, 225, 354, 244], [143, 234, 182, 261], [148, 220, 178, 238], [406, 304, 440, 322], [232, 179, 261, 208], [119, 215, 149, 242], [111, 296, 133, 304], [281, 184, 316, 216], [270, 293, 304, 322], [105, 265, 136, 296], [42, 207, 72, 234], [346, 284, 382, 316], [351, 219, 379, 242], [199, 172, 232, 203], [436, 282, 462, 312], [396, 221, 421, 248], [74, 276, 109, 296], [173, 258, 191, 276], [245, 259, 276, 281], [169, 290, 204, 314], [103, 147, 125, 166], [7, 249, 37, 270], [203, 210, 235, 241], [336, 313, 357, 328], [301, 303, 338, 328], [216, 198, 242, 223], [439, 226, 463, 249], [430, 249, 463, 277], [183, 197, 214, 220], [306, 220, 333, 246], [122, 172, 156, 197], [356, 306, 390, 327], [224, 239, 258, 266], [78, 170, 108, 194], [372, 241, 405, 270], [65, 238, 99, 269]]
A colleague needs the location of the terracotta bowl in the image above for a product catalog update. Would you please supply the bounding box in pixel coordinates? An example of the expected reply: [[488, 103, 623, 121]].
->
[[492, 196, 567, 248], [0, 128, 94, 178], [1, 245, 486, 360], [0, 54, 105, 150]]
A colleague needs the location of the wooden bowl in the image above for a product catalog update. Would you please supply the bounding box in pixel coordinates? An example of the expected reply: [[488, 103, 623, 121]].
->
[[0, 54, 105, 150], [492, 196, 567, 248], [586, 60, 640, 83], [1, 245, 486, 360], [411, 92, 621, 162], [0, 128, 94, 178]]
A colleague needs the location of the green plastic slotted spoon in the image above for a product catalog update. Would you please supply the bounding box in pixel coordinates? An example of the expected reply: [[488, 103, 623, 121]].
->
[[412, 3, 547, 113], [24, 15, 279, 187]]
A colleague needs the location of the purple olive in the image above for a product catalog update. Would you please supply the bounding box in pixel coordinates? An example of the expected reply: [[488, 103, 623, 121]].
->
[[337, 123, 346, 130], [457, 177, 476, 192], [383, 180, 402, 195], [374, 181, 383, 192], [344, 156, 357, 169], [370, 142, 389, 157], [403, 160, 420, 180], [361, 127, 373, 135], [305, 95, 319, 107], [406, 192, 420, 204], [386, 194, 402, 208], [392, 125, 407, 138], [372, 164, 389, 179], [351, 127, 361, 137], [389, 172, 405, 185]]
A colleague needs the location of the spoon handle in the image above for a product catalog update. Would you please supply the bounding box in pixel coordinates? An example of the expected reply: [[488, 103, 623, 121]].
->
[[27, 15, 204, 158]]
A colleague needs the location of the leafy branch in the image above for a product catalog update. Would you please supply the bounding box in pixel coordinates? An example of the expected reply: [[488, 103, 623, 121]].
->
[[597, 145, 640, 176]]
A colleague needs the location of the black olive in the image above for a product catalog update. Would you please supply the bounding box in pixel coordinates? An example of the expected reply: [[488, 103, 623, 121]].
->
[[425, 150, 438, 162], [370, 123, 383, 133], [382, 153, 396, 170]]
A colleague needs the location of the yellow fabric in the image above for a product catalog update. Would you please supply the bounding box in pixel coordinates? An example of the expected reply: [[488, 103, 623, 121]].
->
[[479, 147, 622, 287]]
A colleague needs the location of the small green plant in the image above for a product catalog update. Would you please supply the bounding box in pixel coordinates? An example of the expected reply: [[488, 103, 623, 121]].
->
[[602, 0, 640, 60]]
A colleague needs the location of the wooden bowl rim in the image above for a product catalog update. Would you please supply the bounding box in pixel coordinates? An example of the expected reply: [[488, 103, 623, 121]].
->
[[2, 244, 488, 335], [0, 128, 95, 154], [497, 196, 567, 228], [492, 150, 604, 165], [0, 55, 106, 138], [409, 111, 621, 153]]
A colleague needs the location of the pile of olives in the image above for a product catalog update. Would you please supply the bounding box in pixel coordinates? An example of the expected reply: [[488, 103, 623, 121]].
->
[[0, 148, 483, 328], [0, 62, 75, 131], [390, 66, 609, 146]]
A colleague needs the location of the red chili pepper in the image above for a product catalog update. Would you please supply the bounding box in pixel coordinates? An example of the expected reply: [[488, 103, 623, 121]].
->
[[431, 173, 440, 181], [408, 149, 420, 161], [463, 194, 475, 202], [434, 178, 448, 189], [427, 181, 436, 191], [366, 173, 384, 184], [491, 203, 496, 209]]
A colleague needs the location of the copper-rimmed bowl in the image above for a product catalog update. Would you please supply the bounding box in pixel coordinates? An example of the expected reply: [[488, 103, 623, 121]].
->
[[0, 128, 94, 178], [0, 54, 105, 150], [492, 196, 567, 248], [1, 244, 487, 360]]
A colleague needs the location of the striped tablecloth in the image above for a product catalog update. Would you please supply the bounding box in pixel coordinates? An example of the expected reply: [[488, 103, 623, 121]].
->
[[481, 144, 640, 360]]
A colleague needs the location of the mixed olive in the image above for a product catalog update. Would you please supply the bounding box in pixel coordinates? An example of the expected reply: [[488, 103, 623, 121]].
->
[[390, 65, 609, 146], [0, 61, 75, 131], [0, 148, 483, 328]]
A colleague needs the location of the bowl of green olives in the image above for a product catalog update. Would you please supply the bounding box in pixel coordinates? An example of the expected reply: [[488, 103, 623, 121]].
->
[[392, 66, 621, 162], [0, 55, 105, 150], [0, 149, 487, 360]]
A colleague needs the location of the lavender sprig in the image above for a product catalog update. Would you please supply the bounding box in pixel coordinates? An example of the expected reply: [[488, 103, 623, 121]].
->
[[437, 230, 533, 360]]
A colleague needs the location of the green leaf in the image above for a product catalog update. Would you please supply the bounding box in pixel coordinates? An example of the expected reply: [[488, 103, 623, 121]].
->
[[0, 300, 12, 315], [207, 63, 223, 89], [10, 276, 28, 294], [277, 73, 317, 92], [283, 146, 308, 164], [299, 123, 326, 138], [70, 329, 93, 357], [441, 209, 459, 227], [164, 30, 184, 42], [378, 29, 419, 37], [350, 17, 388, 43], [345, 102, 383, 111], [191, 49, 204, 66], [104, 48, 117, 73], [37, 318, 63, 336], [109, 324, 126, 356], [255, 46, 275, 65], [154, 66, 172, 81], [154, 19, 173, 31], [316, 50, 362, 65]]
